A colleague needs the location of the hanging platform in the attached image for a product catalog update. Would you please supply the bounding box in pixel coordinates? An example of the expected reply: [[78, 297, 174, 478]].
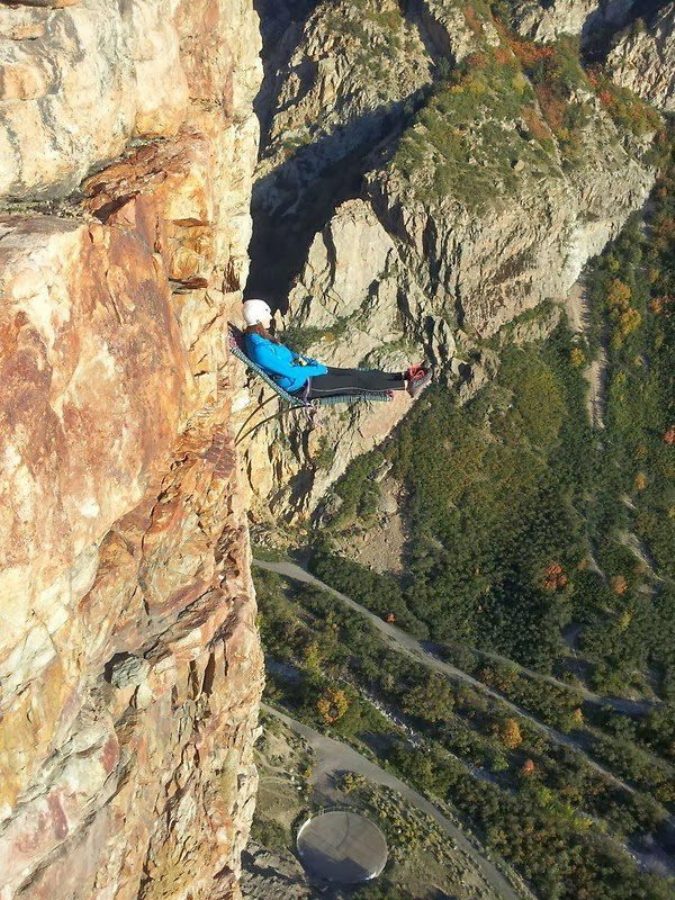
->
[[228, 324, 393, 444]]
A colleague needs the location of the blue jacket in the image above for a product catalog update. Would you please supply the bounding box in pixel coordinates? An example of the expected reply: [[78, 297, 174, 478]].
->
[[244, 332, 328, 393]]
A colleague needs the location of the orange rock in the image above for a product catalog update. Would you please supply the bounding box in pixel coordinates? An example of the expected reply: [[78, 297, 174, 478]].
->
[[0, 213, 190, 613], [83, 134, 216, 289], [0, 0, 263, 895]]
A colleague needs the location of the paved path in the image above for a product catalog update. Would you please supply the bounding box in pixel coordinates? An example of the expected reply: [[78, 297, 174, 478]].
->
[[254, 559, 644, 796], [255, 558, 653, 715], [262, 703, 526, 900]]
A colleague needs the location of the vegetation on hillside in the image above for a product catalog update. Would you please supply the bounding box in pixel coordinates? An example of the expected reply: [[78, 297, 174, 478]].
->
[[256, 571, 673, 898], [391, 5, 660, 207], [314, 329, 593, 670], [314, 141, 674, 709], [580, 149, 675, 696]]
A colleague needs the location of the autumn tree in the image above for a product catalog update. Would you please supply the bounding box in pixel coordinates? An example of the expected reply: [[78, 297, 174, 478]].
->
[[613, 307, 642, 345], [521, 758, 536, 777], [316, 687, 350, 725], [606, 278, 632, 311], [499, 718, 524, 750], [611, 575, 628, 596], [634, 472, 648, 492], [543, 563, 568, 591], [604, 278, 642, 345], [618, 609, 633, 631]]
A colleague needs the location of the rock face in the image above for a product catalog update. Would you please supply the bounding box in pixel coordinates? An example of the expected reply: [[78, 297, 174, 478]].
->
[[607, 3, 675, 112], [241, 0, 657, 527], [0, 0, 188, 198], [508, 0, 636, 43], [255, 0, 432, 185], [0, 1, 264, 897], [241, 842, 312, 899], [247, 0, 433, 305], [417, 0, 501, 60], [365, 119, 652, 339]]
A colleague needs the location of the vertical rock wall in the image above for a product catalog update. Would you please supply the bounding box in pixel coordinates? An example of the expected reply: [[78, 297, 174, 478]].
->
[[0, 1, 264, 897]]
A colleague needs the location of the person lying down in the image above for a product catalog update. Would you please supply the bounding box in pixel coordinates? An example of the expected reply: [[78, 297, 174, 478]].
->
[[241, 299, 432, 401]]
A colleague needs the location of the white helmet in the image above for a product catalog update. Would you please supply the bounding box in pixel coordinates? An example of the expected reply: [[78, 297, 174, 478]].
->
[[243, 298, 273, 327]]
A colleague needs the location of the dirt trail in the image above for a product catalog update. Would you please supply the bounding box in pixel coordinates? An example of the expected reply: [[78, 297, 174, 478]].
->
[[426, 638, 655, 717], [564, 281, 607, 429]]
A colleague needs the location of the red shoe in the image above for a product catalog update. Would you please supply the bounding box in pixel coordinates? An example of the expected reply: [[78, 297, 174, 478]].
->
[[405, 364, 426, 380], [407, 368, 432, 398]]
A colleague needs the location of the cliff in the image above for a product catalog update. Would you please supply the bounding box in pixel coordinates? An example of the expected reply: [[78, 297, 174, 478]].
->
[[506, 0, 636, 44], [607, 2, 675, 112], [240, 0, 659, 528], [0, 1, 264, 897]]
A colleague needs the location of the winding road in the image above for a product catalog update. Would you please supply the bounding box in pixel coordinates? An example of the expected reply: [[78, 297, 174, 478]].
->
[[263, 703, 526, 900], [253, 559, 657, 799]]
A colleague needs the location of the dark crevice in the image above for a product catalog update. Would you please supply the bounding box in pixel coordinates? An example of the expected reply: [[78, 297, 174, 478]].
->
[[103, 651, 134, 684], [202, 652, 217, 696], [245, 88, 430, 312]]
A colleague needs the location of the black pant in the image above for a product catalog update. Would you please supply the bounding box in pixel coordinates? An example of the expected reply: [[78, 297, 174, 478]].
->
[[301, 366, 404, 399]]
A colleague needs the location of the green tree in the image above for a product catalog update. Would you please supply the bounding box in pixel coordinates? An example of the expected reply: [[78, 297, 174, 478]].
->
[[402, 673, 455, 723]]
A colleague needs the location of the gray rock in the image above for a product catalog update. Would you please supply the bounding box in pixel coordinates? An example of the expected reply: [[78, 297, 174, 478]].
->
[[608, 4, 675, 112], [108, 654, 150, 689]]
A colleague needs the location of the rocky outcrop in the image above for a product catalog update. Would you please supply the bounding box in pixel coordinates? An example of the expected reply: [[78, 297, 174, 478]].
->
[[241, 0, 656, 527], [366, 111, 653, 338], [330, 472, 409, 575], [0, 1, 264, 897], [607, 3, 675, 112], [247, 0, 434, 304], [255, 0, 432, 185], [417, 0, 501, 61], [241, 842, 311, 899], [239, 197, 430, 524], [507, 0, 635, 43], [509, 0, 599, 42]]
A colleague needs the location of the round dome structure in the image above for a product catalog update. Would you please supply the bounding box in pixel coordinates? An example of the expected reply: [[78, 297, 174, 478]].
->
[[296, 809, 388, 884]]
